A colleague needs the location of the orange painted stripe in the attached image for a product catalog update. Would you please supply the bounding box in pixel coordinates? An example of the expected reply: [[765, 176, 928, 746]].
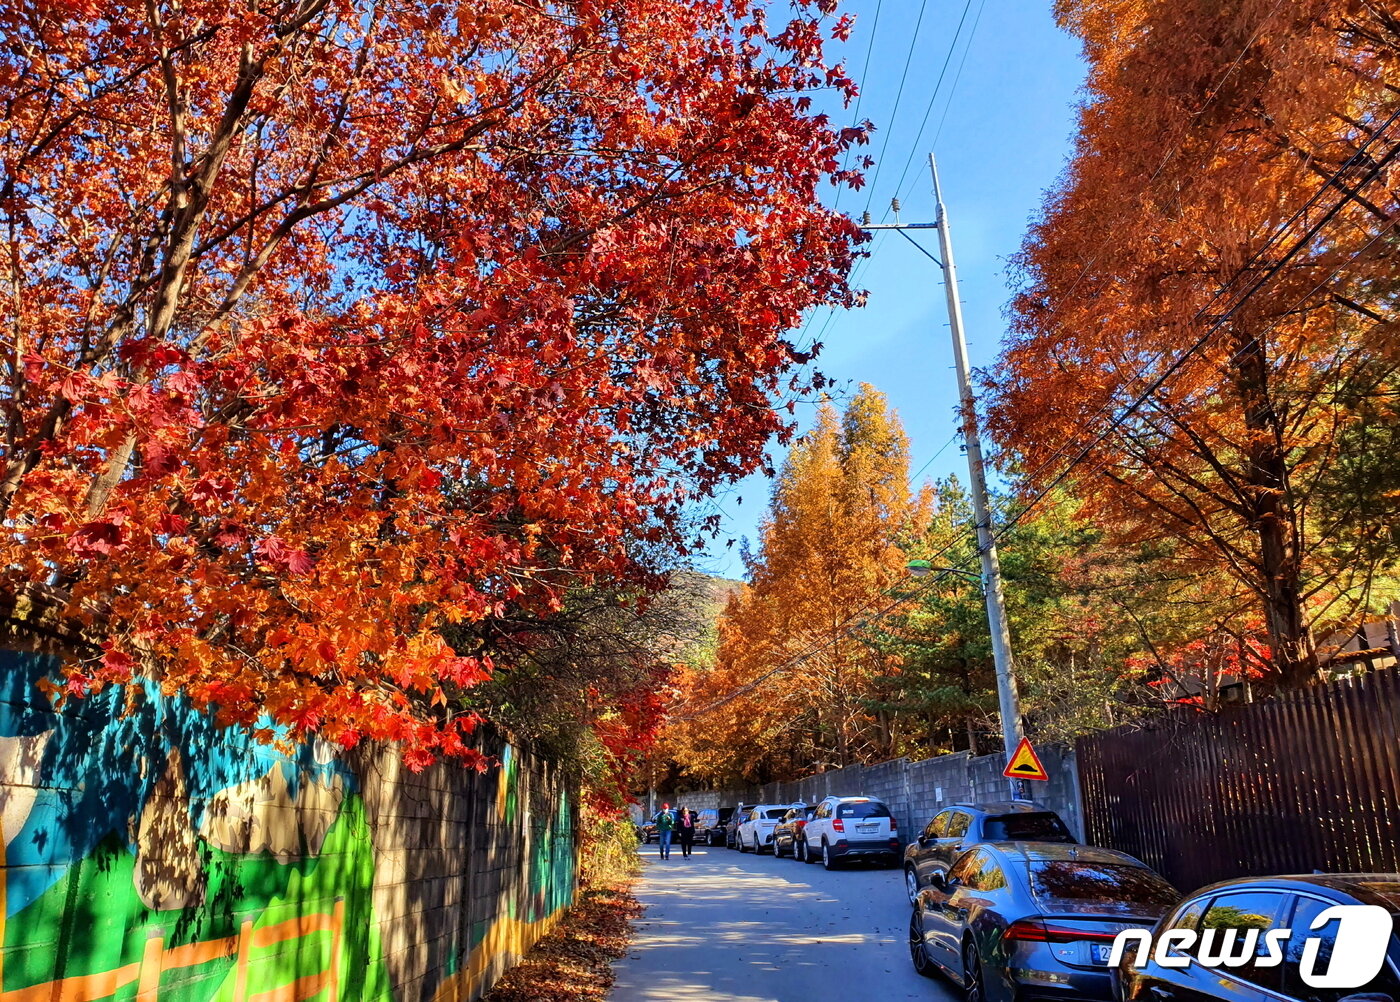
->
[[247, 970, 330, 1002], [251, 913, 334, 948], [136, 935, 163, 1002], [1, 963, 140, 1002], [328, 899, 344, 1002], [1, 907, 340, 1002], [233, 920, 254, 1002], [162, 935, 240, 969]]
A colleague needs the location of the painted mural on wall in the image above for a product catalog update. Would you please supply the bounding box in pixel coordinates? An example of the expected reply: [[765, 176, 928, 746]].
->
[[0, 649, 577, 1002], [437, 745, 577, 1002]]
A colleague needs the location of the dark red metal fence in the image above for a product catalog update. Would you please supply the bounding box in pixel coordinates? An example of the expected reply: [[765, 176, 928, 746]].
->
[[1076, 669, 1400, 892]]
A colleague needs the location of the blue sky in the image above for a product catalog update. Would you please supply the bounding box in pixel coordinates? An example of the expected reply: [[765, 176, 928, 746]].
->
[[692, 0, 1087, 579]]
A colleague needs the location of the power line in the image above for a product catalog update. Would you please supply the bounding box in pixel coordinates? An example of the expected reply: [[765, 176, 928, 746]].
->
[[756, 190, 1398, 696], [833, 0, 884, 214], [688, 11, 1384, 720], [909, 432, 960, 484], [790, 230, 883, 358], [861, 0, 930, 216], [989, 122, 1400, 545], [1009, 101, 1400, 496], [670, 556, 968, 721], [924, 0, 986, 158], [884, 0, 978, 204], [978, 0, 1292, 475]]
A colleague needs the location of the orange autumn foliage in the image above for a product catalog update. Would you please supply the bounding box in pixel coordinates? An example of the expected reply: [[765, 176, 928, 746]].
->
[[0, 0, 868, 762], [992, 0, 1400, 686], [663, 385, 929, 784]]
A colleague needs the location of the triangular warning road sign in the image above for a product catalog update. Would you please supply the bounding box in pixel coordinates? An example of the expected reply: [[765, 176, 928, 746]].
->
[[1003, 738, 1049, 781]]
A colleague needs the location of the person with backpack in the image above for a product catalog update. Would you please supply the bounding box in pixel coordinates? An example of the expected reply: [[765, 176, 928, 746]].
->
[[677, 807, 696, 858], [652, 803, 676, 859]]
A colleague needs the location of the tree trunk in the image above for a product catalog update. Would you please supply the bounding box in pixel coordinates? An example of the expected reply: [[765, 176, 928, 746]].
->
[[1233, 326, 1318, 686]]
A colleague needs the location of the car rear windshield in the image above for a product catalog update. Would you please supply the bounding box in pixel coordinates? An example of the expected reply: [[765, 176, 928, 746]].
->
[[1029, 861, 1178, 910], [984, 813, 1072, 841], [837, 802, 891, 819], [763, 808, 790, 819]]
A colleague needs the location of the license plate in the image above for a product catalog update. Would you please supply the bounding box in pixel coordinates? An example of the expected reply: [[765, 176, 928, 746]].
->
[[1091, 944, 1113, 964], [856, 822, 877, 832]]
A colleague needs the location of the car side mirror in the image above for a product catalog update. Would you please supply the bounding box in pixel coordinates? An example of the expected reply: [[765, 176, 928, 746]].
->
[[929, 872, 947, 891]]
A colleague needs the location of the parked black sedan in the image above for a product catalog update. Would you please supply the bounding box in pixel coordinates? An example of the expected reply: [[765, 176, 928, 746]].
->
[[1118, 873, 1400, 1002], [909, 842, 1178, 1002], [904, 801, 1076, 902]]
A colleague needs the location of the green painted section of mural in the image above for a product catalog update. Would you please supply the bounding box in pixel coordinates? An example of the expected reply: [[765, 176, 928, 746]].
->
[[3, 795, 391, 1002]]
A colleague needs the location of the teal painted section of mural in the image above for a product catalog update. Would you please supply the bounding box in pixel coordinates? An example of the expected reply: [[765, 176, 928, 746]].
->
[[0, 650, 350, 914], [536, 789, 575, 920]]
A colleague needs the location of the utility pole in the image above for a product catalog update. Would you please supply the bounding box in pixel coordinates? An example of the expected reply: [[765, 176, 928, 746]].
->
[[862, 153, 1026, 797]]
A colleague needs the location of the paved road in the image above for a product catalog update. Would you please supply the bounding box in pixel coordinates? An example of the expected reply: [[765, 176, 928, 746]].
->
[[609, 843, 962, 1002]]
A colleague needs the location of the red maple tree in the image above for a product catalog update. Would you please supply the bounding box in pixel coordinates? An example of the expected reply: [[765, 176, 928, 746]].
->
[[0, 0, 867, 762]]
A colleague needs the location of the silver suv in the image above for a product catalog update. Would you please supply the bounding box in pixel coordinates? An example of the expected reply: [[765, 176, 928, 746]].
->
[[799, 795, 900, 869]]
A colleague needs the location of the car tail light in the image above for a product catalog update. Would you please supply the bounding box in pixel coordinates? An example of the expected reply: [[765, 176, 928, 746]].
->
[[1004, 919, 1119, 944], [890, 817, 897, 830], [832, 818, 844, 832]]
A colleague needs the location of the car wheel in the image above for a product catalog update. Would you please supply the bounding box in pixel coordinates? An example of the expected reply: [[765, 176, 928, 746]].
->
[[804, 839, 817, 863], [822, 841, 839, 870], [904, 866, 921, 904], [962, 939, 984, 1002], [909, 910, 938, 979], [753, 835, 762, 854]]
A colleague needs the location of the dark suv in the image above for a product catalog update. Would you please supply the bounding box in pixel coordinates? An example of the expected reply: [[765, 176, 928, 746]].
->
[[709, 807, 736, 846], [902, 800, 1076, 902], [692, 808, 720, 845], [724, 805, 750, 848]]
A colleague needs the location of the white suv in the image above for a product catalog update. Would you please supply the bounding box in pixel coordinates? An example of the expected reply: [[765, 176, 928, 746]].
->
[[736, 803, 805, 854], [799, 795, 900, 869]]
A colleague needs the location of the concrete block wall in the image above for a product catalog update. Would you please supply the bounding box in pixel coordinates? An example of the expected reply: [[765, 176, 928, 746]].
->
[[0, 649, 577, 1002], [670, 744, 1083, 844]]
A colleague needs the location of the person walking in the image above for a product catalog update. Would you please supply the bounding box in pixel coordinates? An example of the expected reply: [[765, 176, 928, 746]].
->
[[677, 808, 696, 858], [653, 803, 676, 859]]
